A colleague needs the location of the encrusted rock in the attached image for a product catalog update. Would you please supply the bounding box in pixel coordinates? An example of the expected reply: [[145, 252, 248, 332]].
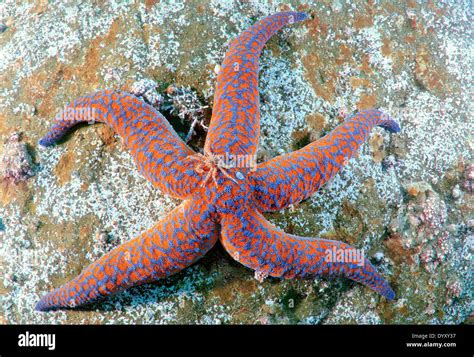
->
[[0, 132, 34, 184]]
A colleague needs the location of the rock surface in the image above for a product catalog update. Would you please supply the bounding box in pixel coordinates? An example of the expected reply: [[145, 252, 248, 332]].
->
[[0, 1, 472, 324]]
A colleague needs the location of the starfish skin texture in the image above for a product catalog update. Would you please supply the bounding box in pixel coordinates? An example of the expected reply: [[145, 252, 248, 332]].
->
[[36, 11, 400, 311]]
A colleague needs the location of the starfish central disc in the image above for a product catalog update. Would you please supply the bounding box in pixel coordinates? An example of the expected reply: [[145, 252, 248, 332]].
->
[[186, 151, 238, 187]]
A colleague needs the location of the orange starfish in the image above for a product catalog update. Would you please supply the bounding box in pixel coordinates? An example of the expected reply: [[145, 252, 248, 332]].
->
[[36, 11, 398, 311]]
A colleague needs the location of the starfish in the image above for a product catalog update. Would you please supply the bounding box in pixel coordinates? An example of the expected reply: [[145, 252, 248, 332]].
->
[[36, 11, 399, 311]]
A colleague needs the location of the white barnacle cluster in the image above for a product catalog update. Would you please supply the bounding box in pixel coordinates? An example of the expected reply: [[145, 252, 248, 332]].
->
[[129, 78, 164, 109], [162, 85, 209, 141]]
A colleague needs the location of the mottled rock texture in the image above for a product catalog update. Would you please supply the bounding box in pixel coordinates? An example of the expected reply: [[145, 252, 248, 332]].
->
[[0, 1, 472, 324]]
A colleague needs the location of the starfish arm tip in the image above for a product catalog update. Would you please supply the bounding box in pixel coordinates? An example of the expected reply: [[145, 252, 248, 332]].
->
[[34, 299, 49, 312], [381, 285, 396, 300], [377, 112, 401, 133], [38, 137, 54, 147], [35, 291, 62, 312]]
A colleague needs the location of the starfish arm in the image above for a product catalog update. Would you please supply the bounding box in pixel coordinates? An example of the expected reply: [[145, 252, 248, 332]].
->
[[220, 208, 395, 300], [205, 11, 308, 157], [35, 199, 217, 311], [39, 90, 202, 199], [250, 110, 401, 211]]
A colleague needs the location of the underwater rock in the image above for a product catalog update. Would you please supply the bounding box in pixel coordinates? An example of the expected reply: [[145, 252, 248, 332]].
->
[[0, 1, 471, 325], [0, 132, 34, 184], [399, 182, 453, 273], [462, 163, 474, 193]]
